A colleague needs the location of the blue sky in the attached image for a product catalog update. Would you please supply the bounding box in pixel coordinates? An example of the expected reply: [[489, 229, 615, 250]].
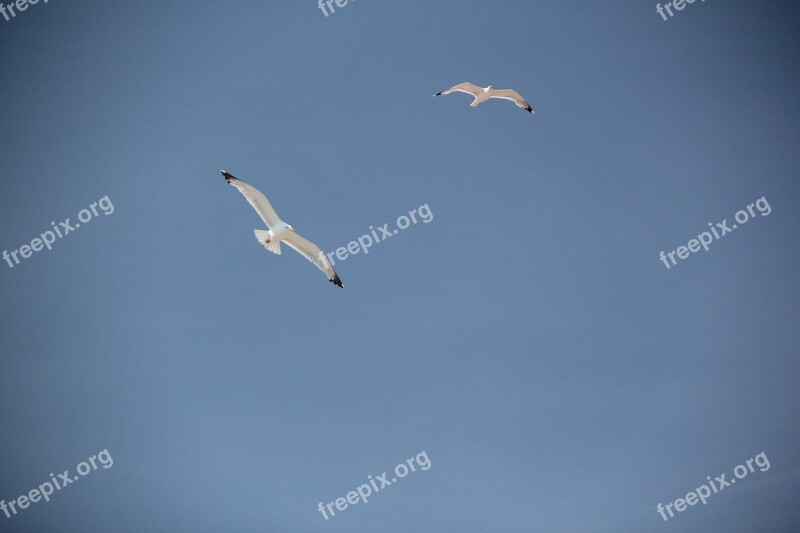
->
[[1, 1, 799, 531]]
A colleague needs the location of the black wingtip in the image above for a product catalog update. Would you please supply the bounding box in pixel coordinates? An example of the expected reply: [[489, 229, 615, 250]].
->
[[330, 274, 344, 288], [526, 107, 533, 113], [221, 170, 237, 183], [433, 92, 443, 97]]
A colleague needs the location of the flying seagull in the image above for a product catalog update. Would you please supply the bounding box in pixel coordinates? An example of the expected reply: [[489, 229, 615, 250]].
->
[[222, 171, 343, 288], [434, 83, 533, 113]]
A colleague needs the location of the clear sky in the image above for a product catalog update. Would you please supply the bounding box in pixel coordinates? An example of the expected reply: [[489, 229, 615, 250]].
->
[[1, 1, 799, 531]]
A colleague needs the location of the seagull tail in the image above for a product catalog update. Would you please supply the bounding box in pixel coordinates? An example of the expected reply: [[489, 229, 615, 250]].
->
[[255, 230, 281, 255]]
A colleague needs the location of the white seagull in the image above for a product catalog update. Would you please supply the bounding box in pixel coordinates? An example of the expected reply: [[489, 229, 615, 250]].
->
[[434, 82, 533, 114], [222, 171, 343, 288]]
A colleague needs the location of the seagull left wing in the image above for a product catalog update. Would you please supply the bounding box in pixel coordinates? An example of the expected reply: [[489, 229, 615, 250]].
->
[[222, 171, 281, 228], [488, 89, 533, 113], [283, 232, 344, 288], [434, 82, 482, 97]]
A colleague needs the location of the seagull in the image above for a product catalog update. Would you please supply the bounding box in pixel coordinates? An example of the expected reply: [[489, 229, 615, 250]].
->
[[433, 83, 533, 114], [222, 171, 343, 288]]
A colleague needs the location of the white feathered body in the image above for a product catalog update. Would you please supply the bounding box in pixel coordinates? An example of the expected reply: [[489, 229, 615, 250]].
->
[[470, 86, 493, 106]]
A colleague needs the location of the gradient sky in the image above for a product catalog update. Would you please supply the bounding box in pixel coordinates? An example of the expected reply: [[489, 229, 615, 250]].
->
[[1, 1, 799, 531]]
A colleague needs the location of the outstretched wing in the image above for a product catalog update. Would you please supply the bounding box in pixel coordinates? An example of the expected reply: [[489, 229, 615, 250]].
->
[[222, 171, 281, 228], [488, 89, 533, 113], [434, 82, 483, 98], [283, 232, 344, 288]]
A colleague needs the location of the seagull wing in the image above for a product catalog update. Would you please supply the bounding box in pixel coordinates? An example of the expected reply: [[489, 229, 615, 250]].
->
[[283, 232, 344, 288], [222, 171, 281, 228], [488, 89, 533, 113], [435, 82, 483, 98]]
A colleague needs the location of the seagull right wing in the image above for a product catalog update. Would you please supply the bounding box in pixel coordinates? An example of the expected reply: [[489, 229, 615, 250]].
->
[[488, 89, 534, 113], [222, 171, 281, 229], [434, 82, 482, 98], [283, 232, 344, 288]]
